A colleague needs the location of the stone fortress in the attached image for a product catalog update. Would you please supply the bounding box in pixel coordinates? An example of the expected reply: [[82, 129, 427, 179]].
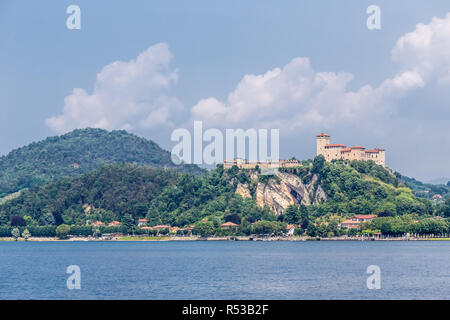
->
[[316, 133, 386, 167], [223, 133, 386, 169], [223, 158, 300, 170]]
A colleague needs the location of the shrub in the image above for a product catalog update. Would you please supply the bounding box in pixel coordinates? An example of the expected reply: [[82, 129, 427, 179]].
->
[[56, 224, 70, 239]]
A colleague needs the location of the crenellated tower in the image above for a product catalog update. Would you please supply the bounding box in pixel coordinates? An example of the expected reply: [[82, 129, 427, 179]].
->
[[316, 133, 330, 157]]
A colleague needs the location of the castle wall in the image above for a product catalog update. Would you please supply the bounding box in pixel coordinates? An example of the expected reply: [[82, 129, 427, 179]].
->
[[223, 159, 301, 170], [316, 135, 386, 167], [224, 134, 386, 170]]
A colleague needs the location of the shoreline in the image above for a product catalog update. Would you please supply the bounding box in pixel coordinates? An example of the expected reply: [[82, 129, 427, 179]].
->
[[2, 236, 450, 242]]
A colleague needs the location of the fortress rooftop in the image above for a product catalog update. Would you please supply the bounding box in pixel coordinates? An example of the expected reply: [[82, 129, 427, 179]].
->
[[325, 144, 346, 148]]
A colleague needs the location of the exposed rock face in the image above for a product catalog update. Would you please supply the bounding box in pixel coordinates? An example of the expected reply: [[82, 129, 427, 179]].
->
[[314, 185, 327, 204], [236, 183, 252, 199], [237, 170, 327, 215]]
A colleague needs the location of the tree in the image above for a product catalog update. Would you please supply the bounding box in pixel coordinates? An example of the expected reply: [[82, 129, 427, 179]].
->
[[377, 202, 397, 217], [284, 205, 301, 224], [328, 219, 339, 235], [440, 199, 450, 218], [159, 228, 169, 235], [312, 155, 325, 175], [224, 213, 241, 225], [380, 221, 393, 235], [23, 216, 38, 227], [395, 192, 424, 215], [22, 229, 31, 241], [10, 216, 27, 227], [306, 224, 318, 237], [317, 224, 328, 237], [121, 214, 135, 234], [39, 209, 56, 225], [56, 224, 70, 239], [252, 221, 285, 236], [11, 227, 20, 241], [193, 222, 216, 237]]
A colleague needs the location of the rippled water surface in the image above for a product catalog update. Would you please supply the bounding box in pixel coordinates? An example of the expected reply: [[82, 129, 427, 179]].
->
[[1, 241, 449, 299]]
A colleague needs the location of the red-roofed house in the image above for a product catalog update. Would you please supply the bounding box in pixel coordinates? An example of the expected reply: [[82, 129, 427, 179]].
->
[[349, 215, 377, 222], [340, 220, 361, 229], [286, 224, 296, 236], [137, 219, 148, 227], [221, 222, 239, 230], [152, 225, 171, 230]]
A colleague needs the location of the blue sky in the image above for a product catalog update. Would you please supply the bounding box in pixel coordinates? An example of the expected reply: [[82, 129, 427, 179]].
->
[[1, 1, 450, 181]]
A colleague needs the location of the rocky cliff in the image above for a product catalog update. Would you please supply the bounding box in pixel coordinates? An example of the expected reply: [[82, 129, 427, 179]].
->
[[235, 170, 327, 215]]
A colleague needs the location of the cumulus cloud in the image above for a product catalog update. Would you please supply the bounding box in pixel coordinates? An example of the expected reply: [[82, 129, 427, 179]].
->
[[45, 12, 450, 179], [392, 12, 450, 84], [46, 43, 183, 133], [188, 12, 450, 180], [190, 58, 424, 131], [191, 13, 450, 133]]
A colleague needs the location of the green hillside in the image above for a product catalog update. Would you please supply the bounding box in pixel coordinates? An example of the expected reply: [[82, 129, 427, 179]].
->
[[304, 158, 433, 218], [0, 163, 274, 228], [396, 174, 450, 200], [1, 157, 446, 234], [0, 128, 203, 197]]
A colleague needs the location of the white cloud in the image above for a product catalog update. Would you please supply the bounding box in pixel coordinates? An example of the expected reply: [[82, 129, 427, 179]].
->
[[190, 58, 424, 131], [190, 13, 450, 134], [392, 12, 450, 83], [188, 12, 450, 180], [45, 12, 450, 180], [46, 43, 183, 133]]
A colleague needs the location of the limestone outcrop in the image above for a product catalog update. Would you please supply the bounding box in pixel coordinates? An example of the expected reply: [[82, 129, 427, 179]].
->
[[235, 170, 327, 215]]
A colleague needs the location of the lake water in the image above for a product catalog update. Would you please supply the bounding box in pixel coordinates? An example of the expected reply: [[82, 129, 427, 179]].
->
[[1, 241, 449, 300]]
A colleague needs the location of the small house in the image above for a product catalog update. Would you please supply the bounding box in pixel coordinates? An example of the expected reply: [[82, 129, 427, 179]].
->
[[137, 219, 148, 227], [220, 222, 239, 230], [286, 224, 296, 236]]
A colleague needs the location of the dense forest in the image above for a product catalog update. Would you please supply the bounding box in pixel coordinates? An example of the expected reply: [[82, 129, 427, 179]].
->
[[304, 157, 434, 218], [0, 127, 448, 238], [0, 163, 275, 229], [1, 156, 449, 238], [0, 128, 203, 197]]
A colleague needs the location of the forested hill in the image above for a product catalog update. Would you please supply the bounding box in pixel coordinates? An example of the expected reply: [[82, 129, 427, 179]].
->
[[0, 128, 203, 197], [1, 158, 444, 230], [396, 174, 450, 200], [0, 163, 274, 227], [0, 164, 180, 226]]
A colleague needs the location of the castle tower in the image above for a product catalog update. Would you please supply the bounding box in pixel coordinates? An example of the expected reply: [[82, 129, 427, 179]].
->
[[316, 133, 330, 156], [376, 148, 386, 167]]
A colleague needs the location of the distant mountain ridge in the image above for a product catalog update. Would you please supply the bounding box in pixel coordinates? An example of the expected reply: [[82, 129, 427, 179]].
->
[[397, 174, 450, 200], [425, 177, 450, 185], [0, 128, 203, 197]]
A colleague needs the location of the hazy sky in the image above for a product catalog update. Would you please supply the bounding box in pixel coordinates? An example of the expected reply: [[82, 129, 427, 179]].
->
[[1, 1, 450, 181]]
